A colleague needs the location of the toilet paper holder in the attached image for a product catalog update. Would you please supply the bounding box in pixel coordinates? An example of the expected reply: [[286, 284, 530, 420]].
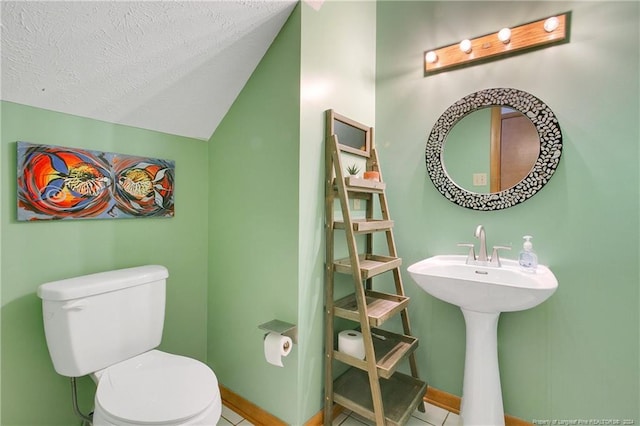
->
[[259, 319, 298, 344]]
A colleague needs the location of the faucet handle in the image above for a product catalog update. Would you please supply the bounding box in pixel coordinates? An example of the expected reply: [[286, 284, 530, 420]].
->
[[457, 243, 476, 264], [490, 245, 512, 267]]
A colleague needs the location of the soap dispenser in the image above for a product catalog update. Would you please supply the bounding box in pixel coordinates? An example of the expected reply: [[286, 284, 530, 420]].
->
[[519, 235, 538, 273]]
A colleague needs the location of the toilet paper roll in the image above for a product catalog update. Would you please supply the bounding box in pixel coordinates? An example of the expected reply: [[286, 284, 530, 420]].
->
[[338, 330, 365, 360], [264, 332, 292, 367]]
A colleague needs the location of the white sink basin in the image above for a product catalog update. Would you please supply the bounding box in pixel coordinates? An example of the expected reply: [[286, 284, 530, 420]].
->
[[407, 254, 558, 313], [407, 254, 558, 425]]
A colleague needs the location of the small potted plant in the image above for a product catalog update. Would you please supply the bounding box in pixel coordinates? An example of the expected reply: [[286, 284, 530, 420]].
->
[[346, 164, 360, 178]]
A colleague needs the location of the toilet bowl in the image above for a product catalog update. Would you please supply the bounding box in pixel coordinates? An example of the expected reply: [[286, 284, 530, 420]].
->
[[91, 350, 221, 426]]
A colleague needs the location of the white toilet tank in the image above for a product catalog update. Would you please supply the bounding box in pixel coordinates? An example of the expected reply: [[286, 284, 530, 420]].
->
[[38, 265, 168, 377]]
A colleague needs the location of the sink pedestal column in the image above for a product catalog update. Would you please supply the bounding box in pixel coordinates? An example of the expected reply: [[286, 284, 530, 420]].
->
[[460, 309, 504, 426]]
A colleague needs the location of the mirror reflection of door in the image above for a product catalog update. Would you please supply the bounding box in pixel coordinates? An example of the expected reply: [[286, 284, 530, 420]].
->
[[490, 107, 540, 192]]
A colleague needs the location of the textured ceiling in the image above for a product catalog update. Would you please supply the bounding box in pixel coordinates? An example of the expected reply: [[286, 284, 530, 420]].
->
[[1, 0, 297, 140]]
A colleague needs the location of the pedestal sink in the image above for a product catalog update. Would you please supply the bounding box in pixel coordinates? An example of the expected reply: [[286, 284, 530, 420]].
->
[[407, 255, 558, 426]]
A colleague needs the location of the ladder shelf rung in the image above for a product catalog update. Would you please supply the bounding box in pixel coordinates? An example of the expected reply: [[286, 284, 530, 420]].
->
[[333, 291, 410, 326], [333, 368, 427, 426], [333, 254, 401, 279], [334, 219, 394, 233], [333, 328, 419, 379]]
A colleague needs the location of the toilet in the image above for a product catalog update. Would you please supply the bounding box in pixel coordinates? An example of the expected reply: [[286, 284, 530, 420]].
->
[[37, 265, 221, 425]]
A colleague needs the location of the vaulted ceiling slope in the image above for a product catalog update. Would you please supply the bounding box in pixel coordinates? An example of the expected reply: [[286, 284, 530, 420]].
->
[[1, 0, 297, 140]]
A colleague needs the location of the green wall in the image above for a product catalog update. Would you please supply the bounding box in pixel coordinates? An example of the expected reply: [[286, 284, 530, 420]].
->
[[207, 7, 302, 425], [376, 0, 639, 421], [1, 102, 210, 425], [206, 2, 377, 422]]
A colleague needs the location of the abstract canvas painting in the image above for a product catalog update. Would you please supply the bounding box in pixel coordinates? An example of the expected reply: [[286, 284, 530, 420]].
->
[[17, 142, 175, 221]]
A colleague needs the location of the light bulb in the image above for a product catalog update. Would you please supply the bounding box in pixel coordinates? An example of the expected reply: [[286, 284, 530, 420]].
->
[[498, 27, 511, 43], [425, 51, 438, 64], [459, 39, 472, 54], [544, 16, 559, 32]]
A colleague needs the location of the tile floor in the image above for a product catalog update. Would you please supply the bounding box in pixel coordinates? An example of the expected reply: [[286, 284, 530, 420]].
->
[[217, 403, 255, 425], [217, 401, 461, 426]]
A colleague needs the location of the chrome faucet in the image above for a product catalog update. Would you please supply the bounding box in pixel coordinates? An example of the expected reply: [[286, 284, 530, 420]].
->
[[474, 225, 488, 263], [458, 225, 511, 267]]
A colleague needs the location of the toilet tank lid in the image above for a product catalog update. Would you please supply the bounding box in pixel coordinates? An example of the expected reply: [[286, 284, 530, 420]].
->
[[37, 265, 168, 301]]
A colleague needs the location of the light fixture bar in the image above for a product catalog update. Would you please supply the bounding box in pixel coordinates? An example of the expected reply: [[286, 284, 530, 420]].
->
[[424, 12, 570, 75]]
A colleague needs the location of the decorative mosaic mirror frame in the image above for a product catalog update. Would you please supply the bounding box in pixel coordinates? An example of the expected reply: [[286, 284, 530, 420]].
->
[[425, 87, 563, 210]]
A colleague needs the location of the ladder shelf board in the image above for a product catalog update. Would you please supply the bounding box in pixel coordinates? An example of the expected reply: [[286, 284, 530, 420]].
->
[[345, 176, 386, 191], [333, 254, 402, 279], [333, 291, 410, 326], [334, 219, 394, 233], [333, 177, 386, 194], [333, 328, 419, 380], [333, 368, 427, 426]]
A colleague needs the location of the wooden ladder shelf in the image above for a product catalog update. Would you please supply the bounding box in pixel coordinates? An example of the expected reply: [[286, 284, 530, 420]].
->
[[324, 110, 427, 426]]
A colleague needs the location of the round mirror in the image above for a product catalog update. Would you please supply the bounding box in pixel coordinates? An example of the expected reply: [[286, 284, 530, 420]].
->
[[426, 88, 562, 210]]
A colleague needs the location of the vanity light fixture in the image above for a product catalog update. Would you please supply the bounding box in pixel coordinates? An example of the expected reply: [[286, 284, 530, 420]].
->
[[424, 12, 570, 76]]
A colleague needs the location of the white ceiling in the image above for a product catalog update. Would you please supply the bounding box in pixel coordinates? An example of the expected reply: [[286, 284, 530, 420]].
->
[[1, 0, 298, 140]]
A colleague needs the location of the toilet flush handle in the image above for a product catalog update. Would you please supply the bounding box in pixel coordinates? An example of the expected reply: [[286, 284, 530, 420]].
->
[[61, 300, 86, 312]]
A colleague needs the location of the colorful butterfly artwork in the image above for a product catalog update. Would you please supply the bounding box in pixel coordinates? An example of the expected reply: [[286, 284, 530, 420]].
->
[[17, 142, 175, 221]]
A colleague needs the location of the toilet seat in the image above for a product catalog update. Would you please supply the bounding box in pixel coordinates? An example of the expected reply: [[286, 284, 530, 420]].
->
[[94, 350, 220, 425]]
